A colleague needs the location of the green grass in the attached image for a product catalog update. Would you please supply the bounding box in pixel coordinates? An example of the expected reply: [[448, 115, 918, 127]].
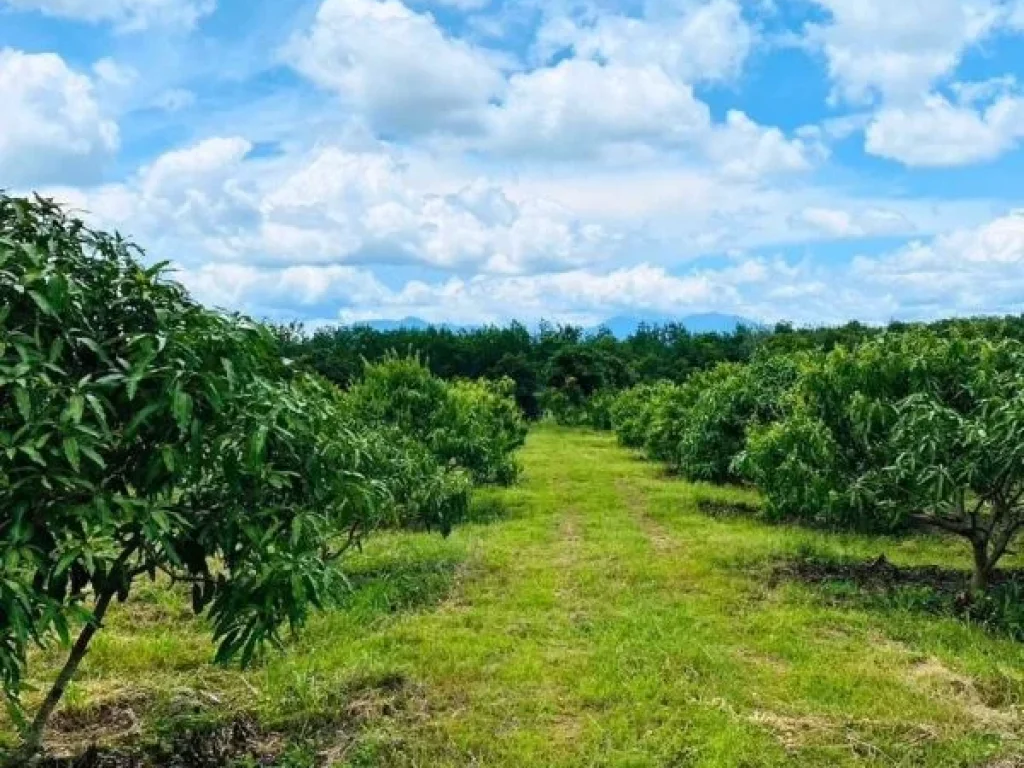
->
[[5, 426, 1024, 766]]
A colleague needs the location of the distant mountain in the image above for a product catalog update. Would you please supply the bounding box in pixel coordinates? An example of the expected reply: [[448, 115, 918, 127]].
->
[[351, 313, 760, 338], [590, 313, 760, 339]]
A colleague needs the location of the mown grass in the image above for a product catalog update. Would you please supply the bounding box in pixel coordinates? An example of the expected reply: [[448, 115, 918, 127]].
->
[[4, 426, 1024, 766]]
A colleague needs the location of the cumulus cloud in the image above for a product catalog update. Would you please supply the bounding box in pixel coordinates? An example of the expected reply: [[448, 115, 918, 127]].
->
[[484, 60, 711, 158], [865, 92, 1024, 166], [48, 138, 621, 276], [706, 111, 820, 179], [536, 0, 754, 84], [282, 0, 813, 172], [286, 0, 507, 136], [805, 0, 1003, 106], [175, 261, 746, 326], [167, 211, 1024, 327], [0, 49, 119, 186], [1, 0, 215, 31], [850, 210, 1024, 314]]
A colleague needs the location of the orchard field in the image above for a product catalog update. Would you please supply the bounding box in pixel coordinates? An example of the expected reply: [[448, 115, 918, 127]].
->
[[4, 194, 1024, 767], [4, 427, 1024, 766]]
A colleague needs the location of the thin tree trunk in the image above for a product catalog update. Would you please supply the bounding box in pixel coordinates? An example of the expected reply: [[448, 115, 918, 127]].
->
[[7, 590, 115, 767], [971, 538, 992, 594]]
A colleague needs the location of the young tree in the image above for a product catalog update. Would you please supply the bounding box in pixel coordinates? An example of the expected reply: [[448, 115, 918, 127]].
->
[[868, 380, 1024, 592], [0, 196, 386, 762]]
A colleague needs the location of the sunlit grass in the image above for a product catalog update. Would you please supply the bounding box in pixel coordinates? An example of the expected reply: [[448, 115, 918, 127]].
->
[[4, 426, 1024, 766]]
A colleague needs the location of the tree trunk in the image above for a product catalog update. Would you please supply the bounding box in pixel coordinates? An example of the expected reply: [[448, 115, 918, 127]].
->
[[971, 538, 992, 594], [7, 590, 115, 767]]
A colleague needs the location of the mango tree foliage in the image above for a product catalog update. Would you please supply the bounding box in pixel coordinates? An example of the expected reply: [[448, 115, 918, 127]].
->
[[643, 365, 744, 469], [738, 331, 1022, 532], [0, 196, 386, 759], [610, 382, 675, 449], [345, 355, 526, 488], [865, 365, 1024, 591], [445, 378, 528, 485], [675, 355, 800, 484]]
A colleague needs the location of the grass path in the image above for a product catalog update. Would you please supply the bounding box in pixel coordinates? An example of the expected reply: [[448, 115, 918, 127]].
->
[[6, 427, 1024, 766]]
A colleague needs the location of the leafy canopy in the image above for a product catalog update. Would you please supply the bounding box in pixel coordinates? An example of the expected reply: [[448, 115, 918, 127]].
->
[[0, 195, 389, 750]]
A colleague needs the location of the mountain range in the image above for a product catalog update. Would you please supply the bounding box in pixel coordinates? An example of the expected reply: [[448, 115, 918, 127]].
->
[[352, 313, 759, 339]]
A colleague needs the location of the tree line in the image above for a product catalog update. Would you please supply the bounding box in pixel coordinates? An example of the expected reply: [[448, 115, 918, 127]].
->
[[281, 311, 1024, 429]]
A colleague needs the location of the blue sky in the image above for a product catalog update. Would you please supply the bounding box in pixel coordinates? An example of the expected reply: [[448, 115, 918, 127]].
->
[[2, 0, 1024, 326]]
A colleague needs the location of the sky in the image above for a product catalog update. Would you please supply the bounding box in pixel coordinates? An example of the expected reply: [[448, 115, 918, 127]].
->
[[2, 0, 1024, 327]]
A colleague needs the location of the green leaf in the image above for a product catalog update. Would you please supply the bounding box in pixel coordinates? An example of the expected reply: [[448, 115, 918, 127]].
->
[[21, 445, 45, 466], [63, 437, 80, 472], [14, 388, 30, 421], [161, 446, 176, 472], [27, 290, 55, 316], [125, 402, 163, 437], [65, 395, 85, 425], [172, 390, 193, 432], [80, 445, 106, 469]]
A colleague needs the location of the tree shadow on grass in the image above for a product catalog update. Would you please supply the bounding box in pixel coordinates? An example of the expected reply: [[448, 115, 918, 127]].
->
[[335, 555, 462, 619], [464, 493, 516, 525], [772, 553, 1024, 641], [29, 672, 416, 768]]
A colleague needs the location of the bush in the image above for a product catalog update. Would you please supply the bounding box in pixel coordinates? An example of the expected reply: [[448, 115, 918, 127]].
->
[[345, 356, 526, 487], [738, 331, 1024, 592], [676, 356, 800, 484], [443, 378, 527, 485], [610, 381, 673, 448], [363, 426, 472, 536], [582, 390, 617, 430], [643, 366, 740, 469]]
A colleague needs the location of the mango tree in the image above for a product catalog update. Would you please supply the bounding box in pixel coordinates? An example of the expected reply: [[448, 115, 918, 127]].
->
[[0, 196, 386, 762], [867, 372, 1024, 592]]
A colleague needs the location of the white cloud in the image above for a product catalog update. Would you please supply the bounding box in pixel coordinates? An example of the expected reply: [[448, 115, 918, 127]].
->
[[92, 57, 138, 88], [286, 0, 506, 136], [537, 0, 754, 84], [179, 263, 391, 315], [0, 49, 119, 186], [48, 139, 620, 276], [484, 59, 711, 158], [260, 148, 617, 273], [806, 0, 1004, 105], [48, 131, 1023, 325], [850, 211, 1024, 314], [169, 208, 1024, 325], [1, 0, 215, 31], [706, 111, 820, 179], [796, 206, 914, 238], [181, 261, 745, 326], [865, 92, 1024, 166]]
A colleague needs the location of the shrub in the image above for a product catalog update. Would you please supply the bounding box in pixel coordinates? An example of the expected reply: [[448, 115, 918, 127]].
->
[[865, 362, 1024, 591], [345, 356, 526, 486], [443, 378, 527, 485], [582, 390, 617, 431], [643, 366, 740, 469], [610, 381, 674, 449], [676, 356, 800, 484]]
